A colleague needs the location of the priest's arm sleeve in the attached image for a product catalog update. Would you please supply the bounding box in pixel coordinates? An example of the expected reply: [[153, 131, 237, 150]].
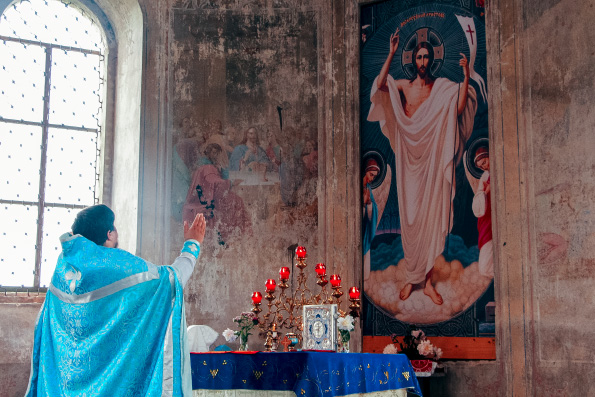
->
[[171, 239, 201, 288]]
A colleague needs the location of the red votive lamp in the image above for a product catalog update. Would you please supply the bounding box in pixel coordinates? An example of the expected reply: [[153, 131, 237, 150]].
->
[[251, 291, 262, 304], [279, 266, 290, 280], [295, 246, 307, 260], [330, 274, 341, 287], [265, 279, 276, 292], [315, 263, 326, 276], [349, 286, 360, 300]]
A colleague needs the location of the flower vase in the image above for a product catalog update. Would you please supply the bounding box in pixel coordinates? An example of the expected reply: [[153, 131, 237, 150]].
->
[[338, 331, 350, 353], [341, 339, 350, 353], [239, 333, 249, 351], [410, 359, 437, 376]]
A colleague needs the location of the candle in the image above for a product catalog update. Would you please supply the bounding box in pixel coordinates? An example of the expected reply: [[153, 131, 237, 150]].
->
[[295, 246, 307, 260], [279, 266, 290, 280], [315, 263, 326, 276], [330, 274, 341, 287], [349, 286, 360, 300], [265, 279, 276, 292], [251, 291, 262, 304]]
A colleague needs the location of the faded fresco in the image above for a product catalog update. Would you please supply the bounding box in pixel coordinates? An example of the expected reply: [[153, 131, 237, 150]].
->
[[361, 1, 494, 337], [169, 4, 320, 313]]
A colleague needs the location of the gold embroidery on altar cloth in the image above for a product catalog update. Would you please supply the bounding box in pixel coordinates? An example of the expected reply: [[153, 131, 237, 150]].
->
[[253, 370, 263, 380], [403, 371, 410, 380], [210, 369, 219, 378]]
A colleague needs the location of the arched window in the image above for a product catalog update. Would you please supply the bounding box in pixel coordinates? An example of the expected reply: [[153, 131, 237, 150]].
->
[[0, 0, 107, 288]]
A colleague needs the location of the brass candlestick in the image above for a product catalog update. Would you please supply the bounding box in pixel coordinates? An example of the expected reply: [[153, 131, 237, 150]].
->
[[251, 291, 263, 316], [252, 302, 262, 316], [257, 284, 277, 344], [332, 285, 345, 316], [313, 263, 332, 304], [252, 246, 359, 350], [270, 322, 281, 352], [349, 297, 361, 318], [269, 250, 312, 335], [348, 287, 362, 318], [264, 329, 273, 352]]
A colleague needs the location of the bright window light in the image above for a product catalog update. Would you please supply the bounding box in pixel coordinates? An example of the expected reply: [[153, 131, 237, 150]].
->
[[0, 0, 106, 288]]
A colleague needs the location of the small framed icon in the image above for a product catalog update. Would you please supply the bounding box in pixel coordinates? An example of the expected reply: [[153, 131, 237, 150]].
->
[[302, 304, 338, 351]]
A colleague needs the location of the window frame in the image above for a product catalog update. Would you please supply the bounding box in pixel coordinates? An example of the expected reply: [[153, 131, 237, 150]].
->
[[0, 0, 118, 289]]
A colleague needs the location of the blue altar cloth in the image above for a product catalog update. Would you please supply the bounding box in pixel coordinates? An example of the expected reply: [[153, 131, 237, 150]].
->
[[191, 351, 422, 396]]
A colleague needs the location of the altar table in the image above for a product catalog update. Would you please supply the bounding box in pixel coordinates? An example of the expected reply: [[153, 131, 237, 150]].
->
[[190, 351, 423, 397]]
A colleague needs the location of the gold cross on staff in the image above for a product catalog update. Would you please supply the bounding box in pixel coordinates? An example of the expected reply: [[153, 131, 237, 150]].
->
[[280, 336, 292, 352]]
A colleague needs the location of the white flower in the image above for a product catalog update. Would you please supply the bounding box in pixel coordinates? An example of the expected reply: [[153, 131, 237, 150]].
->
[[433, 347, 443, 360], [222, 328, 237, 342], [337, 315, 355, 332], [417, 340, 434, 357], [383, 344, 398, 354]]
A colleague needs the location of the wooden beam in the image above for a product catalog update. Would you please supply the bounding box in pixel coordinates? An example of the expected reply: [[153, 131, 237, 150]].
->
[[363, 336, 496, 360]]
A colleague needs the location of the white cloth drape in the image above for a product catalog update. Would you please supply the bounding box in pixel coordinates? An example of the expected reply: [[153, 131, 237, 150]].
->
[[187, 325, 219, 353]]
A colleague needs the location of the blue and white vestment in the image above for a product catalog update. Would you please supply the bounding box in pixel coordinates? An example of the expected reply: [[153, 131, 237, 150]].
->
[[26, 234, 200, 396]]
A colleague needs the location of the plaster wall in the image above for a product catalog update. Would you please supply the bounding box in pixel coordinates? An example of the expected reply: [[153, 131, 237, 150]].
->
[[485, 0, 595, 395], [511, 0, 595, 394], [98, 0, 144, 254], [166, 1, 323, 339], [2, 0, 595, 396], [0, 299, 44, 397]]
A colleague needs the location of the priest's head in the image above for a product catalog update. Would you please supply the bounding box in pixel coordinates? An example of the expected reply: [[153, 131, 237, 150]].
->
[[72, 204, 118, 248]]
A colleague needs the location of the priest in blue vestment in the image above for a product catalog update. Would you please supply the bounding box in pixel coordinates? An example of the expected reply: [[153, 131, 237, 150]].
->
[[26, 204, 207, 396]]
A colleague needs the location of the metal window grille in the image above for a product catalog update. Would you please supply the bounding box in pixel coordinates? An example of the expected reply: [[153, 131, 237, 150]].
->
[[0, 0, 106, 288]]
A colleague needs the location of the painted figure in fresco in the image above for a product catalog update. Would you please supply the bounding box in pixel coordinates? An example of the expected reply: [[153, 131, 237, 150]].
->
[[264, 127, 282, 171], [172, 116, 202, 220], [368, 28, 477, 305], [183, 143, 250, 240], [203, 119, 234, 170], [471, 146, 493, 277], [175, 116, 202, 171], [229, 126, 271, 174]]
